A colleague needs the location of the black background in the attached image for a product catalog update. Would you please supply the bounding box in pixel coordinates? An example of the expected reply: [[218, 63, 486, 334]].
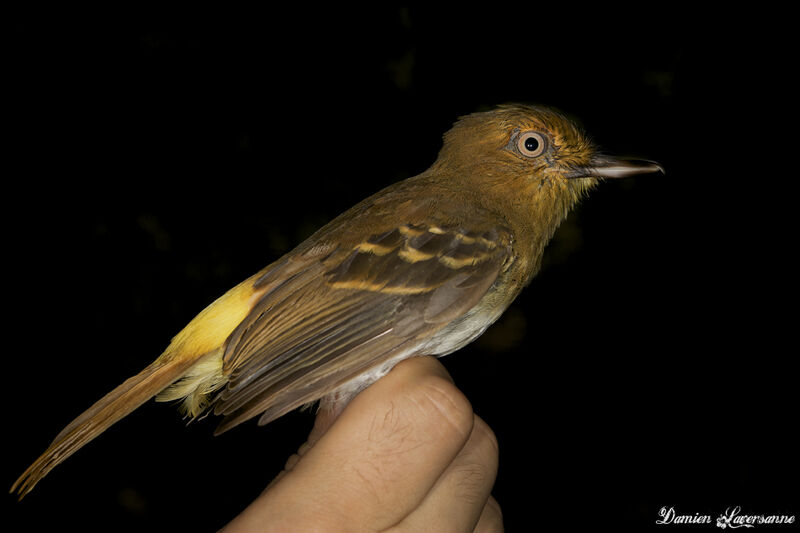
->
[[5, 6, 797, 532]]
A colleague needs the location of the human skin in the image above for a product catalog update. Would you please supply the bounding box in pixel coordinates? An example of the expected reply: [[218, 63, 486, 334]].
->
[[222, 356, 503, 532]]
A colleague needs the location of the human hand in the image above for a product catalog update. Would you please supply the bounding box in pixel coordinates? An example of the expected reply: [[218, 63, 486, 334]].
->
[[222, 356, 503, 532]]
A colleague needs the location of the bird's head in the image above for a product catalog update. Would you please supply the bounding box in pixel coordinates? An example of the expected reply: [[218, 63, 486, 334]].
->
[[432, 103, 663, 200]]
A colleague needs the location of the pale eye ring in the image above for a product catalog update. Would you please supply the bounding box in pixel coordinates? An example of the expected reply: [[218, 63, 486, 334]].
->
[[516, 131, 547, 158]]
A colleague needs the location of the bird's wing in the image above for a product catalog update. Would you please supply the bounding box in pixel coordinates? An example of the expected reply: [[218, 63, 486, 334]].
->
[[212, 221, 512, 434]]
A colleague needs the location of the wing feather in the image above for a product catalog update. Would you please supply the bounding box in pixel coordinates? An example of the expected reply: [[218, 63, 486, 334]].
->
[[211, 220, 512, 434]]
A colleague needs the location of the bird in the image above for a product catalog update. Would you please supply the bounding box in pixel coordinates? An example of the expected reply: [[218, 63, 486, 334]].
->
[[11, 103, 662, 498]]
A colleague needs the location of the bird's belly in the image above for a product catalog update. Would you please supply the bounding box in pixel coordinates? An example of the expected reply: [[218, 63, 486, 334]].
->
[[323, 288, 509, 409], [422, 296, 507, 357]]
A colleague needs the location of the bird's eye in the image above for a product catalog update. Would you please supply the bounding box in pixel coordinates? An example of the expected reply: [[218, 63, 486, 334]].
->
[[516, 131, 547, 158]]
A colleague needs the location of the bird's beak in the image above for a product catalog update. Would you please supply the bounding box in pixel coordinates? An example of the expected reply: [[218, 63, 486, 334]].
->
[[566, 155, 664, 179]]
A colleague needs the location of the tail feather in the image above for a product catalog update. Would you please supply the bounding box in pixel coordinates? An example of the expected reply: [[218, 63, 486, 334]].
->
[[10, 357, 196, 499], [11, 270, 266, 498]]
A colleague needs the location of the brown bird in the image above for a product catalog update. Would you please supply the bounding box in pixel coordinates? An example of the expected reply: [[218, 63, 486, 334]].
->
[[11, 104, 662, 497]]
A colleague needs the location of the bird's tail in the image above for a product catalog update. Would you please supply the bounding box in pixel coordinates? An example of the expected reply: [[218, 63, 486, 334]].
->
[[10, 356, 197, 499], [10, 271, 266, 499]]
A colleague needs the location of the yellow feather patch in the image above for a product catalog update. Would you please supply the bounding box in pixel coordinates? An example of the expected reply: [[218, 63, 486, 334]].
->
[[398, 246, 436, 263], [353, 242, 396, 255], [328, 279, 433, 294], [156, 349, 226, 418], [153, 272, 267, 417], [398, 224, 425, 237], [438, 252, 491, 269], [159, 272, 267, 364]]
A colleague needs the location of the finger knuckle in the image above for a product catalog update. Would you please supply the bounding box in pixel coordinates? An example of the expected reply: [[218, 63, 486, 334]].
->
[[472, 416, 500, 464], [413, 374, 474, 440], [478, 498, 505, 533]]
